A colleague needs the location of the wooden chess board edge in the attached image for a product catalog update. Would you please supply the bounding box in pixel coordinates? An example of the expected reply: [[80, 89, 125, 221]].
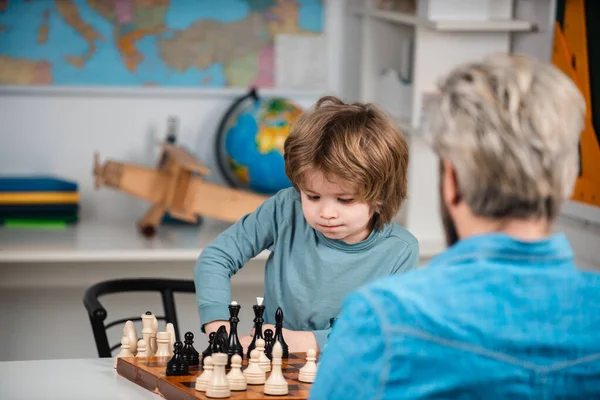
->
[[116, 354, 314, 400], [117, 357, 162, 395]]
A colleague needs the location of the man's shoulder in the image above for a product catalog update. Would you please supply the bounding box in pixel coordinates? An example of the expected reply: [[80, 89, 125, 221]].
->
[[351, 265, 457, 328]]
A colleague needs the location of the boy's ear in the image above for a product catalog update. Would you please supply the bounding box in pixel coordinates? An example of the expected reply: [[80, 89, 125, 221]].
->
[[373, 201, 383, 214]]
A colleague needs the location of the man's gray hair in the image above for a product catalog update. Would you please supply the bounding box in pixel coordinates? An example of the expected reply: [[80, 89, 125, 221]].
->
[[425, 54, 586, 220]]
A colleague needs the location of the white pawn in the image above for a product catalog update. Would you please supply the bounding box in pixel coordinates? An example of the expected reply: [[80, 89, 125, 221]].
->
[[195, 356, 213, 392], [155, 332, 171, 357], [206, 353, 230, 398], [114, 336, 134, 368], [298, 348, 318, 383], [135, 339, 148, 357], [243, 349, 266, 385], [264, 342, 288, 395], [227, 354, 247, 391], [256, 338, 270, 372]]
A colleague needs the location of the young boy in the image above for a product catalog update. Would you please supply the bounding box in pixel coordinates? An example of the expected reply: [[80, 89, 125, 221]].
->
[[194, 95, 419, 352]]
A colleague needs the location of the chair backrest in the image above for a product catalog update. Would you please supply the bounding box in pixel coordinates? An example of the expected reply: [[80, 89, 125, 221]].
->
[[83, 278, 195, 358]]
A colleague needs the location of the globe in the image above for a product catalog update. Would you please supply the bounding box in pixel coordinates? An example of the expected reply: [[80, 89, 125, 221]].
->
[[215, 90, 304, 195]]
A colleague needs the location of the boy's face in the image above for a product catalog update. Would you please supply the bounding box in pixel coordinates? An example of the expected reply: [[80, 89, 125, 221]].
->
[[299, 169, 374, 244]]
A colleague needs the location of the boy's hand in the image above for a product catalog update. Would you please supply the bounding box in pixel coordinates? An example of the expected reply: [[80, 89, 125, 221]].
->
[[203, 320, 230, 337], [239, 335, 253, 352], [254, 324, 318, 353]]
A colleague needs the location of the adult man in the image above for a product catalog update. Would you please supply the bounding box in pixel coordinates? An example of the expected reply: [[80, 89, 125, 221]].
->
[[310, 54, 600, 399]]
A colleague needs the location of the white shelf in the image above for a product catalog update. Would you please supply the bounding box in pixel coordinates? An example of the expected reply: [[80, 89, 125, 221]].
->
[[350, 6, 535, 32], [0, 218, 270, 263], [0, 85, 327, 100], [0, 217, 445, 263]]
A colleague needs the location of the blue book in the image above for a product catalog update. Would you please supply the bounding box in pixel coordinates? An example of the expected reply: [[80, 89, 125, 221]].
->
[[0, 176, 78, 193]]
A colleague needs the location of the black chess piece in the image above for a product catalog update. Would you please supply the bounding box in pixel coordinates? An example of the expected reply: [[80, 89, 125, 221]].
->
[[274, 307, 289, 358], [202, 332, 215, 359], [263, 328, 274, 360], [227, 303, 244, 362], [212, 325, 229, 354], [166, 341, 189, 376], [181, 332, 200, 368], [247, 302, 266, 358]]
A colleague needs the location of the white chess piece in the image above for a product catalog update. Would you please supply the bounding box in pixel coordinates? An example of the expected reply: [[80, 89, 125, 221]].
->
[[226, 354, 247, 391], [298, 348, 318, 383], [206, 353, 230, 398], [141, 313, 155, 356], [256, 338, 271, 372], [165, 323, 176, 354], [155, 332, 172, 357], [195, 356, 213, 392], [264, 342, 288, 395], [243, 349, 266, 385], [150, 316, 158, 355], [124, 320, 138, 355], [114, 336, 134, 368], [135, 339, 148, 357]]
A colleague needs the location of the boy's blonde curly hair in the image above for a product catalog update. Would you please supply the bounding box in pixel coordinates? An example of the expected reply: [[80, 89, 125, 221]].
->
[[284, 95, 409, 229]]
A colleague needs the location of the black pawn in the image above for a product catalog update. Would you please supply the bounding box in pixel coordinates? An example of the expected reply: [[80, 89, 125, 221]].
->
[[166, 341, 189, 376], [202, 332, 215, 359], [274, 307, 289, 358], [264, 328, 274, 360], [247, 303, 265, 358], [181, 332, 200, 368], [228, 303, 244, 361]]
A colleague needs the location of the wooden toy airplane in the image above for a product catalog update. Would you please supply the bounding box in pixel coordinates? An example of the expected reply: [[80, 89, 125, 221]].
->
[[93, 142, 268, 237]]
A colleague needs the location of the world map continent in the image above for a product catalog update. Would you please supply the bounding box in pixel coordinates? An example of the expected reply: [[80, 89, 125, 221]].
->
[[0, 0, 323, 87]]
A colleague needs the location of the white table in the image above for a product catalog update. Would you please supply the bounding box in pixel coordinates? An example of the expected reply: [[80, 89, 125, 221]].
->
[[0, 358, 157, 399]]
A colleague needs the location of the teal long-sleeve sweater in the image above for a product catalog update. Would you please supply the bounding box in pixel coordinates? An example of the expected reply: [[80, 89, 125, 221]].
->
[[193, 187, 419, 350]]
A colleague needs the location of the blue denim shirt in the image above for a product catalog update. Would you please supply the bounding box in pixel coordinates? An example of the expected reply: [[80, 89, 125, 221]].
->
[[310, 233, 600, 399]]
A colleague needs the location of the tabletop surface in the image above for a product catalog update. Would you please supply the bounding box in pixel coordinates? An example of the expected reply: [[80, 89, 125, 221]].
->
[[0, 358, 159, 400]]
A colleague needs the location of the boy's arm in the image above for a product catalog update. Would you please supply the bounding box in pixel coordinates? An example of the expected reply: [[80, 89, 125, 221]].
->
[[310, 292, 388, 400], [194, 194, 282, 331]]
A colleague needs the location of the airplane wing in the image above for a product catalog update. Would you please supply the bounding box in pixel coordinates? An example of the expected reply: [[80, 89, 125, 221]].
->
[[160, 143, 211, 176]]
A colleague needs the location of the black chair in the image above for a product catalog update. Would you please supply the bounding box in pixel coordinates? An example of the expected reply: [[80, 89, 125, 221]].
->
[[83, 278, 196, 358]]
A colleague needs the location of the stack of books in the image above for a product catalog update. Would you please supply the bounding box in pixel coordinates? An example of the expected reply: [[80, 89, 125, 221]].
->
[[0, 176, 79, 229]]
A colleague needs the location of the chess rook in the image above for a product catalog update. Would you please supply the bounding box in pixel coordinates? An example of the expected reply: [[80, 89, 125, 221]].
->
[[274, 307, 289, 358], [227, 301, 244, 362], [155, 332, 172, 357], [247, 299, 266, 358]]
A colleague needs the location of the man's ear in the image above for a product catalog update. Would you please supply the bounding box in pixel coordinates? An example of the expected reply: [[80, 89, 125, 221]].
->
[[441, 159, 461, 206]]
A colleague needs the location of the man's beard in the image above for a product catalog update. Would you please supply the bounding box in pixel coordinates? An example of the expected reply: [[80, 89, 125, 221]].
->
[[439, 171, 460, 247]]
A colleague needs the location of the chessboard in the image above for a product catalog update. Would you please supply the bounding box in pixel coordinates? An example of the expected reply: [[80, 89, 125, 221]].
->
[[117, 353, 313, 399]]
